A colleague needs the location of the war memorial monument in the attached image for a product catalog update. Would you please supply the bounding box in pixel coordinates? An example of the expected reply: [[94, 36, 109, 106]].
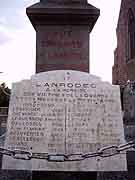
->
[[0, 0, 132, 179]]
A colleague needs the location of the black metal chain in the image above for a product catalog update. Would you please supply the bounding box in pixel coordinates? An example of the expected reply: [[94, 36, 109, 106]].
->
[[0, 140, 135, 162]]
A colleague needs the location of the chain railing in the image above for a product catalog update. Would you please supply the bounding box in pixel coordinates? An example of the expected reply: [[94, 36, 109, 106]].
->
[[0, 140, 135, 162]]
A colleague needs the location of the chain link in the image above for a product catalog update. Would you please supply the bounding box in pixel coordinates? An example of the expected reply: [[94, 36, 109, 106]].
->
[[66, 153, 85, 161], [12, 149, 32, 160], [117, 140, 135, 152], [32, 152, 48, 160], [0, 147, 14, 156], [98, 145, 119, 157], [0, 140, 135, 162]]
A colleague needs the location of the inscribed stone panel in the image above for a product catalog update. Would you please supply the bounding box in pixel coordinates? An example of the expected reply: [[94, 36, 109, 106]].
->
[[2, 71, 127, 171]]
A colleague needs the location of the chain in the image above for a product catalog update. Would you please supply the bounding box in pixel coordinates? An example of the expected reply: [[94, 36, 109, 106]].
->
[[0, 140, 135, 162]]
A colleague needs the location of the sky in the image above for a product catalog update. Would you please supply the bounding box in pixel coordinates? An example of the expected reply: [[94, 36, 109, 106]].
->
[[0, 0, 122, 87]]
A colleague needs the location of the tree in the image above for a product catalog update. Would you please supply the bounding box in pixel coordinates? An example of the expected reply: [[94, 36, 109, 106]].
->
[[0, 83, 11, 107]]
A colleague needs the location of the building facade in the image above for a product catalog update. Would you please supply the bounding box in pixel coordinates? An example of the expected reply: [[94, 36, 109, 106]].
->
[[112, 0, 135, 85]]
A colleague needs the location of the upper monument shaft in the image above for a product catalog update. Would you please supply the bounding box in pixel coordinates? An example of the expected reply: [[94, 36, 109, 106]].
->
[[40, 0, 87, 3], [27, 0, 100, 73]]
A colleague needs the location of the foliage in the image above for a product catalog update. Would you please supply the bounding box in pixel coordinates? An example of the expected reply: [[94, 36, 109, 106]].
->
[[0, 83, 11, 107]]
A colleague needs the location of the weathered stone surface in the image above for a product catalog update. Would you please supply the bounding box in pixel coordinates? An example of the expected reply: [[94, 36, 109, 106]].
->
[[123, 82, 135, 125], [32, 171, 97, 180], [26, 0, 100, 73], [2, 71, 126, 171], [127, 151, 135, 180], [97, 171, 128, 180], [124, 125, 135, 141], [41, 0, 88, 4], [0, 107, 8, 137], [0, 170, 32, 180], [112, 0, 135, 85], [122, 82, 135, 180], [36, 26, 89, 73]]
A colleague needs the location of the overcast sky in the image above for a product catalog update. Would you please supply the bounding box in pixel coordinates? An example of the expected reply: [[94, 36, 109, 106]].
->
[[0, 0, 121, 87]]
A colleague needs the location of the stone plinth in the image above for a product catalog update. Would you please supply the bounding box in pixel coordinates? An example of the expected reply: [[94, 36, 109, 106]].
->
[[0, 170, 32, 180], [26, 1, 100, 73], [32, 171, 97, 180]]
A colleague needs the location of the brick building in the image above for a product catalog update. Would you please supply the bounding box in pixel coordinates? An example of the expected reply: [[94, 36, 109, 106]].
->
[[112, 0, 135, 85]]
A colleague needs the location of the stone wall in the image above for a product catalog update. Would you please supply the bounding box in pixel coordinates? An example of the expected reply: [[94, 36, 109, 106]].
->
[[97, 172, 128, 180], [0, 107, 8, 140], [112, 0, 135, 85]]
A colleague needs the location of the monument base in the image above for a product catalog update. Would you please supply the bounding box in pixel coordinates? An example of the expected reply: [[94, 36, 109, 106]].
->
[[32, 171, 97, 180], [0, 169, 129, 180], [0, 170, 32, 180]]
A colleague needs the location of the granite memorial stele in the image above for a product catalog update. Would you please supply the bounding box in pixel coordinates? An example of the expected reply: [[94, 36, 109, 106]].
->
[[2, 70, 127, 171]]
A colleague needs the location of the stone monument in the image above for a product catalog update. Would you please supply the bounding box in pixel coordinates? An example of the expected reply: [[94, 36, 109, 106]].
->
[[0, 0, 128, 180], [26, 0, 100, 73], [2, 71, 126, 172]]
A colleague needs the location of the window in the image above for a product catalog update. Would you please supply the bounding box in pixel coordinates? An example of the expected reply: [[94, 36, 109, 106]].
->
[[127, 9, 135, 61]]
